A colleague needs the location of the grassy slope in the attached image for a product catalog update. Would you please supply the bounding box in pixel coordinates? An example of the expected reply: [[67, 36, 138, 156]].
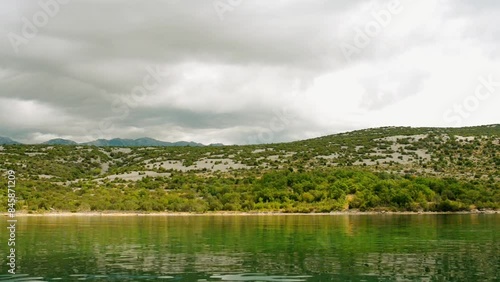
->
[[0, 125, 499, 212]]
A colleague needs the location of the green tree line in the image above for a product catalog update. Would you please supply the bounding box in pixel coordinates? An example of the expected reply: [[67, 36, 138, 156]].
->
[[1, 168, 498, 213]]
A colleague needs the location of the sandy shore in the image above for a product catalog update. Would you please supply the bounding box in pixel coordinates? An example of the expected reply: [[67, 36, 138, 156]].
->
[[3, 210, 499, 217]]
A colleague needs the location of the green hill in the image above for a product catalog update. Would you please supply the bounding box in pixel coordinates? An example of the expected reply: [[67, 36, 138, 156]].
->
[[1, 125, 499, 213]]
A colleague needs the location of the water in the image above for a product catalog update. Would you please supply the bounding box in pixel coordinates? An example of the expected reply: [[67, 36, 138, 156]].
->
[[1, 214, 499, 281]]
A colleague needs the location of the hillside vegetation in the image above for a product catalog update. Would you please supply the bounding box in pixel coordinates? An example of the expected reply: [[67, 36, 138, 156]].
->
[[1, 125, 499, 213]]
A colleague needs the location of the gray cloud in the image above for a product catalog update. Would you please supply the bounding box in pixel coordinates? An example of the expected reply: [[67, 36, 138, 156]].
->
[[0, 0, 499, 144], [360, 70, 429, 110]]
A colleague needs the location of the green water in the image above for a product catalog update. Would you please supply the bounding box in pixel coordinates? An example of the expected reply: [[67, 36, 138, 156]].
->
[[0, 214, 499, 281]]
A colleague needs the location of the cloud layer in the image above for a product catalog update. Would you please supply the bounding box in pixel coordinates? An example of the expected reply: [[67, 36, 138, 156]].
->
[[1, 0, 499, 144]]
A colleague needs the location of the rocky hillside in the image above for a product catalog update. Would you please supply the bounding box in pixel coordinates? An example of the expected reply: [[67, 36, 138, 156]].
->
[[0, 125, 498, 212]]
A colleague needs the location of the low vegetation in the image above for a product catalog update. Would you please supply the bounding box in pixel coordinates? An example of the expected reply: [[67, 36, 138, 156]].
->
[[1, 125, 499, 213]]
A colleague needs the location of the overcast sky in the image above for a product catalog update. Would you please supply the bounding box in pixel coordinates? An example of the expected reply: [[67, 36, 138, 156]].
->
[[1, 0, 499, 144]]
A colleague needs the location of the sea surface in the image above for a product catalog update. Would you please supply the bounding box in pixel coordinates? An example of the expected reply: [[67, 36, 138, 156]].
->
[[0, 214, 499, 281]]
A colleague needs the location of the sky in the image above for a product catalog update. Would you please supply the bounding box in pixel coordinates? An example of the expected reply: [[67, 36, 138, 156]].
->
[[0, 0, 499, 145]]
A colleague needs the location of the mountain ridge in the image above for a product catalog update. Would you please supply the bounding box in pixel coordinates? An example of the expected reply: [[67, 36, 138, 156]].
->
[[0, 136, 21, 145], [1, 124, 499, 147], [0, 137, 207, 147], [82, 138, 205, 147], [42, 138, 78, 145]]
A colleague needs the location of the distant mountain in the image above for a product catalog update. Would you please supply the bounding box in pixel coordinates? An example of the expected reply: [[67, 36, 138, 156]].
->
[[82, 138, 205, 147], [0, 137, 21, 145], [83, 138, 130, 147], [169, 141, 205, 147], [0, 136, 212, 147], [209, 143, 225, 147], [43, 138, 78, 145]]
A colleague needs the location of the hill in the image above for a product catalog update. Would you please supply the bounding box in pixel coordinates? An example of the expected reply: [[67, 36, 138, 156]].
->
[[82, 137, 204, 147], [0, 125, 499, 213], [43, 138, 78, 145], [0, 137, 206, 147], [0, 137, 21, 145]]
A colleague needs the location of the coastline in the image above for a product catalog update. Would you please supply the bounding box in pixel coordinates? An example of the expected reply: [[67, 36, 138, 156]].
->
[[3, 210, 499, 217]]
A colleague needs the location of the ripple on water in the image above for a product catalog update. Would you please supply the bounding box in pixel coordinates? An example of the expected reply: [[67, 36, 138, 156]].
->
[[0, 274, 47, 281], [0, 274, 178, 281], [0, 273, 312, 282], [210, 273, 312, 281]]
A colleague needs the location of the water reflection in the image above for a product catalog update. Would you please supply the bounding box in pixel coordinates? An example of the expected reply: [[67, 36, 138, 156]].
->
[[0, 215, 498, 281], [0, 274, 46, 281], [210, 273, 311, 281]]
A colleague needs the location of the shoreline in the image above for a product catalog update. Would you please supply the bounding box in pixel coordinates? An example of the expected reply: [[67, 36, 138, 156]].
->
[[3, 210, 499, 217]]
